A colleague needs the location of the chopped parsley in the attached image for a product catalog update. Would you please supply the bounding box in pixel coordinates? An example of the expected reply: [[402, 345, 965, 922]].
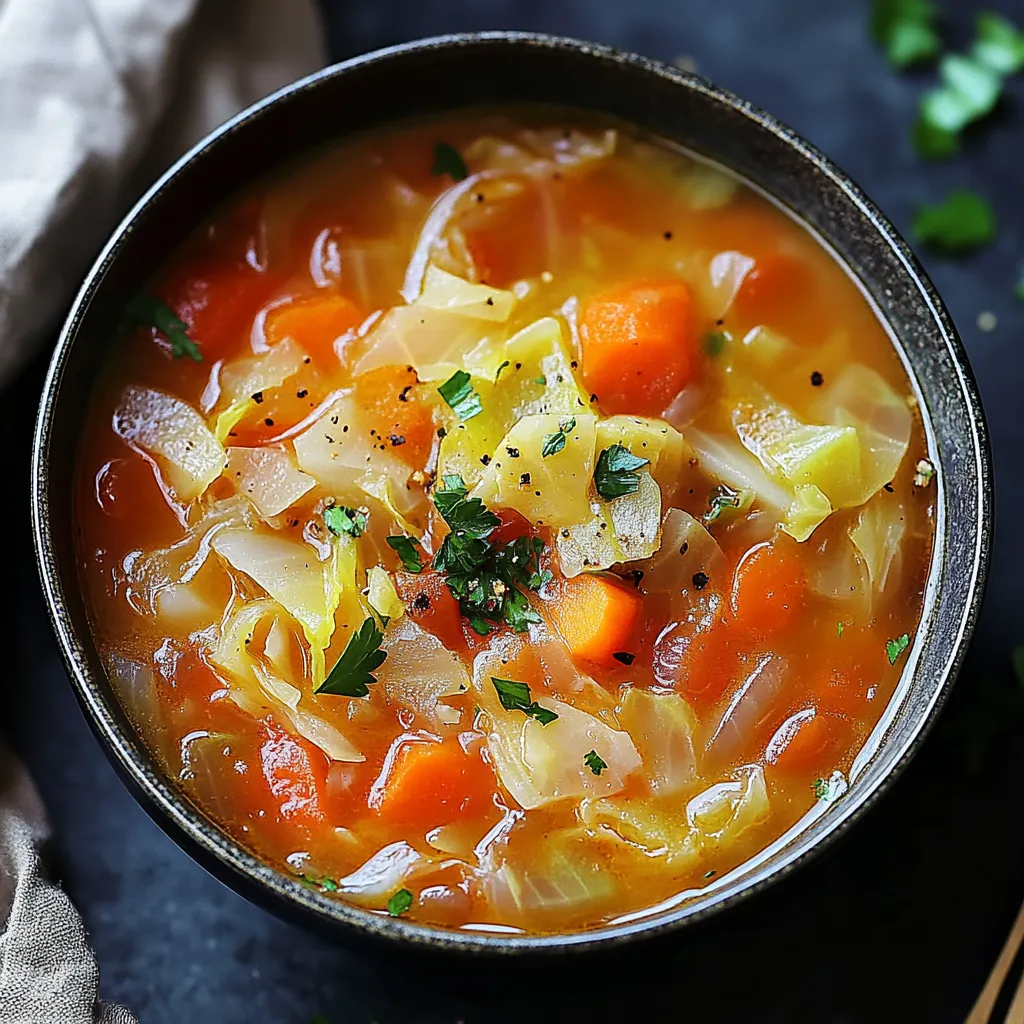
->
[[387, 535, 424, 573], [914, 457, 936, 487], [886, 633, 911, 665], [813, 775, 844, 802], [387, 888, 414, 917], [870, 0, 941, 69], [125, 294, 202, 361], [316, 617, 387, 698], [584, 750, 608, 776], [541, 417, 576, 457], [533, 375, 547, 385], [324, 505, 367, 538], [491, 677, 559, 725], [705, 483, 744, 524], [431, 475, 549, 634], [437, 370, 483, 421], [430, 140, 468, 181], [912, 190, 995, 251], [704, 329, 729, 357], [594, 444, 650, 500], [837, 621, 845, 639]]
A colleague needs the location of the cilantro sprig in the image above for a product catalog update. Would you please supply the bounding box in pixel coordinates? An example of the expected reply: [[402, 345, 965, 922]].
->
[[437, 370, 483, 421], [126, 294, 202, 362], [316, 618, 387, 698], [594, 444, 650, 500], [491, 677, 559, 725], [324, 505, 367, 538]]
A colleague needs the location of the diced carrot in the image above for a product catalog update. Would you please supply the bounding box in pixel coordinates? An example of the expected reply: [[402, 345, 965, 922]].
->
[[260, 727, 327, 824], [579, 278, 697, 416], [161, 262, 281, 362], [353, 365, 438, 469], [730, 253, 819, 339], [489, 507, 533, 547], [548, 573, 643, 667], [394, 570, 466, 652], [264, 293, 365, 369], [672, 607, 745, 708], [374, 739, 497, 829], [766, 710, 836, 775], [730, 536, 806, 639]]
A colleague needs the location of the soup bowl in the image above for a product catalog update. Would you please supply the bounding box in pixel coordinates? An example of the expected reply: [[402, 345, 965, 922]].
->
[[30, 32, 991, 952]]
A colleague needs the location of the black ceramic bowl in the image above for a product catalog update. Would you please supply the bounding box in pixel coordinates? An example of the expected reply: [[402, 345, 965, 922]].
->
[[31, 33, 991, 953]]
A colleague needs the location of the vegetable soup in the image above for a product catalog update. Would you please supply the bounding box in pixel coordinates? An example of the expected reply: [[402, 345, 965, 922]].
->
[[77, 111, 935, 934]]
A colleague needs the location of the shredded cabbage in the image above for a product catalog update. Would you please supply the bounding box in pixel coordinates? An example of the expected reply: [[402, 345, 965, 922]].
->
[[113, 386, 226, 503], [580, 797, 702, 870], [365, 566, 404, 622], [686, 765, 770, 851], [687, 427, 793, 514], [849, 489, 906, 597], [225, 446, 315, 517], [641, 508, 725, 596], [416, 265, 517, 321], [618, 688, 698, 795], [781, 483, 833, 543]]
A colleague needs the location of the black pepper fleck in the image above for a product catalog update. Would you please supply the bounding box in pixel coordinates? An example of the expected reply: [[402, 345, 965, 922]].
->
[[411, 593, 431, 613], [811, 371, 824, 387], [389, 434, 406, 447], [612, 651, 636, 666], [480, 454, 491, 466], [296, 389, 308, 399], [692, 571, 710, 591], [506, 446, 520, 458], [251, 391, 264, 404], [264, 418, 275, 427], [520, 472, 531, 486]]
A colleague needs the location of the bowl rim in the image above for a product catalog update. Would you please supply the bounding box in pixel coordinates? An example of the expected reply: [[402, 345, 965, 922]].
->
[[30, 30, 993, 953]]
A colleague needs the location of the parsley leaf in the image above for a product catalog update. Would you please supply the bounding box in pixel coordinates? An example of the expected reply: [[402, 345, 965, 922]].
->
[[813, 773, 846, 802], [387, 888, 414, 917], [437, 370, 483, 421], [316, 618, 387, 697], [431, 141, 469, 181], [125, 294, 202, 362], [433, 474, 500, 539], [705, 483, 744, 523], [1016, 268, 1024, 302], [837, 621, 845, 638], [594, 444, 650, 500], [324, 505, 367, 538], [886, 633, 911, 665], [912, 190, 995, 251], [704, 330, 729, 357], [584, 750, 608, 776], [871, 0, 941, 68], [491, 677, 559, 725], [387, 535, 424, 573], [541, 417, 576, 457], [971, 11, 1024, 75]]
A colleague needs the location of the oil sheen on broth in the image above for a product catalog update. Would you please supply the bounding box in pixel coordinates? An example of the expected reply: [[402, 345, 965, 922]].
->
[[77, 111, 935, 934]]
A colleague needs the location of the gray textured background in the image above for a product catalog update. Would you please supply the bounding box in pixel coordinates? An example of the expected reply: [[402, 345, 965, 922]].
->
[[6, 1, 1024, 1021]]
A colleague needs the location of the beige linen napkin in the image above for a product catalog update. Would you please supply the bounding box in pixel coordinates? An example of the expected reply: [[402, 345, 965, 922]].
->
[[0, 0, 324, 1019]]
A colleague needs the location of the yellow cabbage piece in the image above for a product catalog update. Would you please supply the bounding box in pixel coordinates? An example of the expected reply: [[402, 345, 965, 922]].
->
[[416, 264, 516, 321], [365, 566, 404, 622], [618, 689, 697, 796], [781, 483, 833, 543], [113, 386, 226, 503], [595, 415, 686, 491], [473, 413, 597, 527], [686, 764, 770, 853], [224, 446, 315, 518], [580, 796, 702, 871], [849, 489, 906, 596]]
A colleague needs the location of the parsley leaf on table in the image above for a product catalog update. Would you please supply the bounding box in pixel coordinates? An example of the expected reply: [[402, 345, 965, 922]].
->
[[491, 677, 559, 725], [594, 444, 650, 500], [125, 294, 202, 362], [871, 0, 941, 69], [324, 505, 367, 538], [971, 11, 1024, 75], [387, 535, 424, 573], [316, 617, 387, 697], [431, 140, 469, 181], [912, 190, 995, 251], [437, 370, 483, 421]]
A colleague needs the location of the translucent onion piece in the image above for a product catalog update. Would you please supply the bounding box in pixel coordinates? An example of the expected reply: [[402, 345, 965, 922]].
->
[[686, 764, 770, 850], [464, 127, 616, 177], [580, 797, 702, 869], [113, 385, 226, 503], [225, 446, 315, 517], [211, 528, 343, 653], [153, 582, 218, 628], [849, 489, 906, 596], [808, 531, 870, 609], [651, 592, 721, 688], [378, 617, 470, 723], [335, 841, 431, 904], [687, 427, 793, 514], [618, 688, 698, 795], [765, 707, 816, 766], [703, 654, 787, 772], [416, 265, 517, 321], [252, 662, 301, 709], [474, 648, 641, 810], [106, 653, 159, 726], [702, 250, 756, 319], [288, 707, 364, 762]]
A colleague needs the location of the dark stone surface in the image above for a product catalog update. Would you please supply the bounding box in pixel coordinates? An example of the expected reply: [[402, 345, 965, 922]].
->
[[4, 1, 1024, 1021]]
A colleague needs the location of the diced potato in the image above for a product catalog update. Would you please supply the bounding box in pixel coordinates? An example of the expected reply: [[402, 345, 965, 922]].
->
[[473, 413, 597, 526]]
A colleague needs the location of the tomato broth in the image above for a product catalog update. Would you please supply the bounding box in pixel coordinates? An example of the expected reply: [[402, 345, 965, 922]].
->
[[77, 111, 935, 934]]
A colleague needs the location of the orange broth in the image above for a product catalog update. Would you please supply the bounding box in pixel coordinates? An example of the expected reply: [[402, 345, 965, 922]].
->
[[76, 111, 935, 934]]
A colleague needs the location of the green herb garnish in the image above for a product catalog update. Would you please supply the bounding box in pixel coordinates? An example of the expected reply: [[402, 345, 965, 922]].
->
[[971, 11, 1024, 75], [437, 370, 483, 421], [387, 888, 414, 917], [871, 0, 941, 68], [316, 617, 387, 697], [431, 141, 468, 181], [837, 621, 845, 639], [541, 417, 576, 458], [125, 294, 202, 362], [704, 329, 729, 357], [491, 677, 559, 725], [533, 375, 547, 385], [594, 444, 650, 500], [912, 189, 995, 251], [387, 535, 424, 573], [886, 633, 911, 665], [495, 359, 511, 381], [705, 483, 743, 523], [324, 505, 367, 538], [813, 776, 840, 801], [584, 750, 608, 776], [913, 457, 936, 487]]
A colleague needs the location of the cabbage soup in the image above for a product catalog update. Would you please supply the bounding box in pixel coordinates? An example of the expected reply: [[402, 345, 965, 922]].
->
[[77, 111, 935, 934]]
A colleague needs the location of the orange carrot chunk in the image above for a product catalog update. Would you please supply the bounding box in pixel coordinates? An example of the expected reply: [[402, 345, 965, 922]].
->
[[265, 293, 364, 369], [579, 278, 697, 416], [374, 740, 496, 829], [547, 573, 643, 666], [730, 536, 806, 639], [394, 570, 466, 652], [353, 364, 438, 469]]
